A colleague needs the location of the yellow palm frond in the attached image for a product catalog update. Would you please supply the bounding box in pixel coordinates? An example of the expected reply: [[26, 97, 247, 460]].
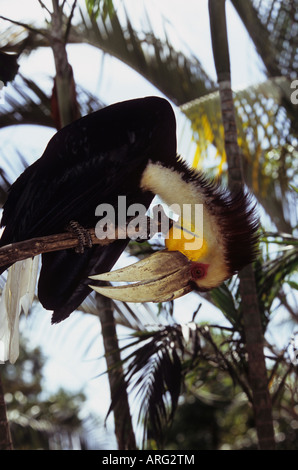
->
[[180, 77, 297, 232]]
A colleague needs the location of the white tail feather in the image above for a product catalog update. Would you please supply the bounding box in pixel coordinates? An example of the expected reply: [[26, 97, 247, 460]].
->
[[0, 257, 39, 364]]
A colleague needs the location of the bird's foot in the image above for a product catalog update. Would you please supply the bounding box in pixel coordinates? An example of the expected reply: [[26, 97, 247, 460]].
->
[[67, 220, 93, 253], [129, 205, 172, 243]]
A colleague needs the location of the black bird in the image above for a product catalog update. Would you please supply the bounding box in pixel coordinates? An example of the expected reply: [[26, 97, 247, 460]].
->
[[0, 51, 19, 85], [0, 97, 258, 323]]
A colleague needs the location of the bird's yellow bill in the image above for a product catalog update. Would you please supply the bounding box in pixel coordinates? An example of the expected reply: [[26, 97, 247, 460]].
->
[[165, 222, 208, 261]]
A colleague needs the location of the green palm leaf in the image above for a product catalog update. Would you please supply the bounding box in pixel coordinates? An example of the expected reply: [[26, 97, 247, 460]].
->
[[209, 283, 239, 327], [107, 326, 183, 447], [257, 232, 298, 315]]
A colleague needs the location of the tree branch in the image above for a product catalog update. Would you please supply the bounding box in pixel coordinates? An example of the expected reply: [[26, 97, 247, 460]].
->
[[0, 229, 95, 268], [64, 0, 78, 43], [37, 0, 52, 16], [0, 227, 125, 268], [0, 15, 49, 38], [0, 215, 168, 268]]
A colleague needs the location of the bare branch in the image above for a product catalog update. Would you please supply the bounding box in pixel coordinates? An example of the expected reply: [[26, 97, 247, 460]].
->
[[37, 0, 52, 16], [0, 214, 168, 268], [64, 0, 78, 42], [0, 15, 49, 38], [0, 227, 120, 268], [61, 0, 68, 11]]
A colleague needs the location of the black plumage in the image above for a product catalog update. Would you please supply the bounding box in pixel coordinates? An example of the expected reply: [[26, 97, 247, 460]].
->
[[0, 97, 177, 322], [0, 51, 19, 85]]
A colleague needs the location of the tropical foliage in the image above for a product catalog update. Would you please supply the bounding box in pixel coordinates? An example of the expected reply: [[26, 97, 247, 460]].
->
[[108, 232, 298, 449], [1, 338, 101, 449]]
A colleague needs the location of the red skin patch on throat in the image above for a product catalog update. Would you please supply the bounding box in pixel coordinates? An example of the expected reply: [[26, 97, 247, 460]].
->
[[190, 262, 209, 280]]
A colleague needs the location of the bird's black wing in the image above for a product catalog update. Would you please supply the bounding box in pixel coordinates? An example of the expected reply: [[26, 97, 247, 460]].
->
[[0, 96, 177, 322], [1, 96, 176, 241], [39, 239, 130, 323]]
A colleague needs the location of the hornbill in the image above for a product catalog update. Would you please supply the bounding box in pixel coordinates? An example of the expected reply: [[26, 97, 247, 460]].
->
[[0, 96, 258, 324]]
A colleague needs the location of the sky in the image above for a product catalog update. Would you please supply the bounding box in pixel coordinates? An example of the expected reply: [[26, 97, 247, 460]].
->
[[0, 0, 266, 91], [0, 0, 267, 199], [0, 0, 290, 449]]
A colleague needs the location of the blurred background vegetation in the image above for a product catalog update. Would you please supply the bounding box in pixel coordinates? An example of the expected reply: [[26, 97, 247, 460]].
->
[[0, 0, 297, 450], [1, 339, 102, 449]]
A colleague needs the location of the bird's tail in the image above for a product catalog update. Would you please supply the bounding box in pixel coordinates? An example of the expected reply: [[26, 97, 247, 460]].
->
[[0, 256, 39, 364]]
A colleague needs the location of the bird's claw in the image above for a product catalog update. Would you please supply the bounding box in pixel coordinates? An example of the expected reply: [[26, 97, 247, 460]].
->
[[67, 220, 93, 253]]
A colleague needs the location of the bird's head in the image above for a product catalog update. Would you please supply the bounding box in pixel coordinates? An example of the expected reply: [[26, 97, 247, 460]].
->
[[89, 162, 259, 303]]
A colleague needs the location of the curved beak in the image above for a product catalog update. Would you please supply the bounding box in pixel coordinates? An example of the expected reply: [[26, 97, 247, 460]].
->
[[89, 250, 193, 303]]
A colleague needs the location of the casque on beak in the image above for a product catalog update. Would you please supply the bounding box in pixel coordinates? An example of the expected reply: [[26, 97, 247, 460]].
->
[[89, 250, 193, 303]]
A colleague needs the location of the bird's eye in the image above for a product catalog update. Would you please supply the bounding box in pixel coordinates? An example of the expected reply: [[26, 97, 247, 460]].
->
[[190, 263, 208, 280]]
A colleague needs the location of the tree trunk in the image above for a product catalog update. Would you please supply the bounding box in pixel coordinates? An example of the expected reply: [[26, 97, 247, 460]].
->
[[0, 374, 12, 450], [50, 0, 79, 128], [49, 0, 136, 449], [96, 295, 137, 450], [208, 0, 275, 450]]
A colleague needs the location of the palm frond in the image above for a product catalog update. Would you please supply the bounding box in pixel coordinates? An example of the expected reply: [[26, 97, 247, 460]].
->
[[0, 74, 53, 129], [71, 7, 217, 106], [0, 74, 104, 130], [209, 283, 239, 328], [0, 7, 216, 107], [181, 77, 297, 232], [106, 326, 185, 447], [106, 321, 248, 448], [231, 0, 298, 80], [257, 232, 298, 316]]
